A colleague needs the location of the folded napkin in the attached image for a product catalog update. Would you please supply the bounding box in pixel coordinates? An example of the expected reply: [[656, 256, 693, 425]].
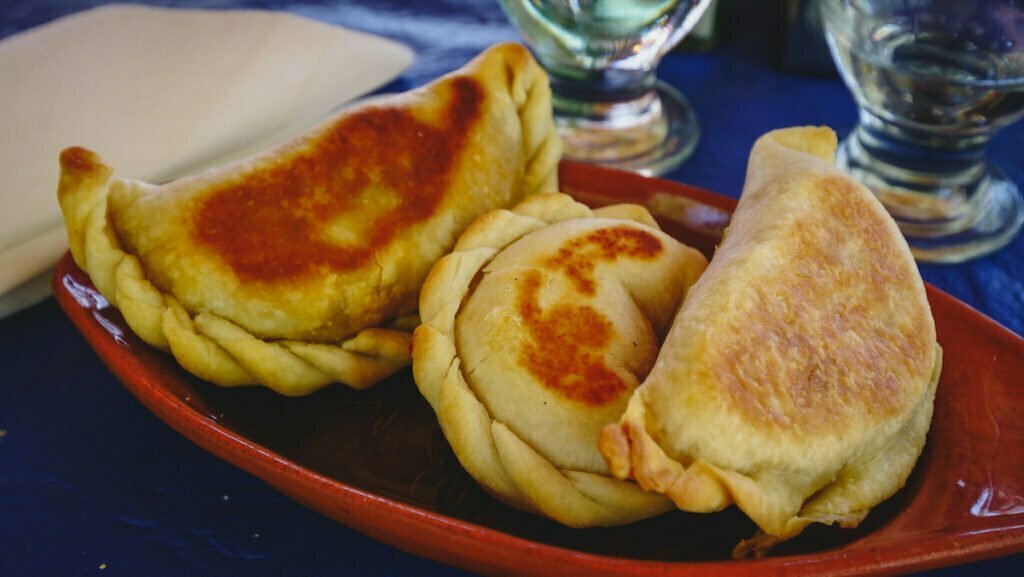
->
[[0, 4, 414, 318]]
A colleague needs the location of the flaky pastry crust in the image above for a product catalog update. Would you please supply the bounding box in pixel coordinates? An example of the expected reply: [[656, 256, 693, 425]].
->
[[56, 43, 561, 395], [413, 193, 707, 527]]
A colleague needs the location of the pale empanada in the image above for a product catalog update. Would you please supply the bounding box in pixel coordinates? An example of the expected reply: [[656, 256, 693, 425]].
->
[[600, 127, 942, 555], [56, 43, 561, 395], [412, 193, 707, 527]]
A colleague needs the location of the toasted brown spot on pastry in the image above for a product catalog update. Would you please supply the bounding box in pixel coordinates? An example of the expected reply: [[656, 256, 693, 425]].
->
[[516, 270, 624, 406], [194, 78, 484, 282], [543, 226, 663, 295]]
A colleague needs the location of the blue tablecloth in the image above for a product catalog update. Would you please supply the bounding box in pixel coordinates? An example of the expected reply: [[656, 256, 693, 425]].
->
[[1, 1, 1021, 576]]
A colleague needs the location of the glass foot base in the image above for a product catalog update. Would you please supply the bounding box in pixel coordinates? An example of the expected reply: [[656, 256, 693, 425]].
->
[[901, 170, 1024, 264], [555, 81, 699, 177], [838, 138, 1024, 264]]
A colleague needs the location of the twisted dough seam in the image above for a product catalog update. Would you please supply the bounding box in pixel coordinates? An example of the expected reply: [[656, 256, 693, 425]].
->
[[505, 43, 562, 198], [413, 193, 673, 527], [58, 149, 413, 396]]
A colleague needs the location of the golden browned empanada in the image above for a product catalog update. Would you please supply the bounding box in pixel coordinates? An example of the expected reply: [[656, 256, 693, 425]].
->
[[412, 193, 707, 527], [56, 43, 561, 395], [600, 127, 941, 555]]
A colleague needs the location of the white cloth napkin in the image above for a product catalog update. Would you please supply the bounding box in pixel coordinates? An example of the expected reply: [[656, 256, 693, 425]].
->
[[0, 4, 414, 318]]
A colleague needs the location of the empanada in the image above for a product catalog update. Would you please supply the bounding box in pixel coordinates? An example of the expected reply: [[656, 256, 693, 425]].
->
[[412, 193, 707, 527], [600, 127, 942, 555], [56, 43, 561, 395]]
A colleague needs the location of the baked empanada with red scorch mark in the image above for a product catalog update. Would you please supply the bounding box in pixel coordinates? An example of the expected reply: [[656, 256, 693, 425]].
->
[[56, 43, 561, 396], [599, 127, 941, 556], [412, 193, 707, 527]]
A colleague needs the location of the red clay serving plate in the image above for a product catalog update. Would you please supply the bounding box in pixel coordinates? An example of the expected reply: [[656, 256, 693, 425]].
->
[[54, 161, 1024, 577]]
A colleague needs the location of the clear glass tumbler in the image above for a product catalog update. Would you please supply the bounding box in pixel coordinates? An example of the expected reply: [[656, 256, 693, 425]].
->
[[823, 0, 1024, 263], [499, 0, 711, 176]]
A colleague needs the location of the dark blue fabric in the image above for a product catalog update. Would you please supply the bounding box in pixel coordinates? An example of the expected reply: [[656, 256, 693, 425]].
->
[[1, 1, 1021, 576]]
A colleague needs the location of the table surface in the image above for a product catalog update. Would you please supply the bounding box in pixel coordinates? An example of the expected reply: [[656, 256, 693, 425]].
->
[[2, 1, 1022, 576]]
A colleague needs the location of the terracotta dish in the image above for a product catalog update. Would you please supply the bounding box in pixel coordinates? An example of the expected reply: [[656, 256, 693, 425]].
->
[[54, 161, 1024, 576]]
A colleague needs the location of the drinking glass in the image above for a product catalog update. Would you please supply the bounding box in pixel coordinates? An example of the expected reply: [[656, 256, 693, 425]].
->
[[822, 0, 1024, 263], [499, 0, 712, 176]]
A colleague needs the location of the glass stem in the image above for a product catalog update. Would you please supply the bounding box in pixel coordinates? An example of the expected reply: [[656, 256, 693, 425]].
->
[[542, 62, 671, 163], [547, 64, 658, 119]]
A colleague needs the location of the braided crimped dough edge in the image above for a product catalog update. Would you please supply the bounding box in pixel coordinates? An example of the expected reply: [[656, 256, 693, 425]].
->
[[57, 148, 413, 396], [412, 193, 674, 527], [497, 42, 563, 199]]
